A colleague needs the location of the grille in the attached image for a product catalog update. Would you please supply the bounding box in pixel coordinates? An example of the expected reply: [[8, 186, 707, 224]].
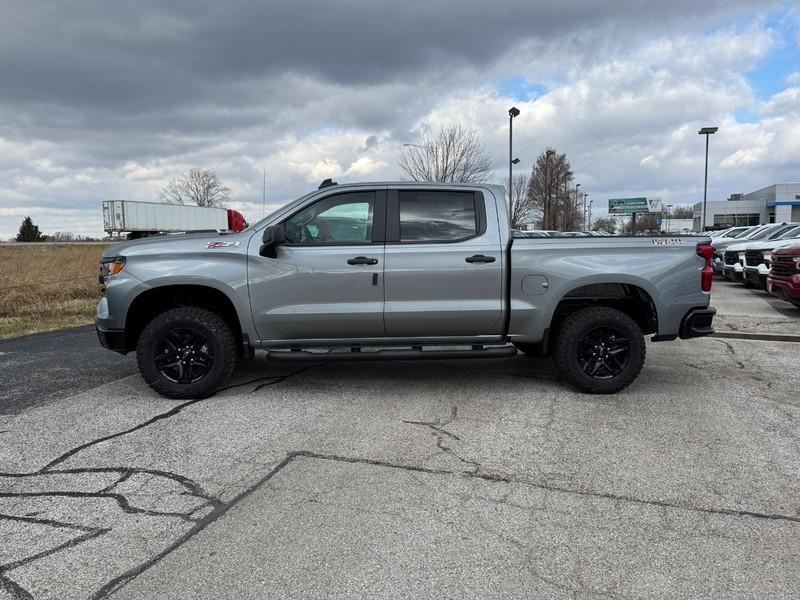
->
[[744, 250, 764, 267], [724, 251, 739, 265], [771, 256, 796, 277]]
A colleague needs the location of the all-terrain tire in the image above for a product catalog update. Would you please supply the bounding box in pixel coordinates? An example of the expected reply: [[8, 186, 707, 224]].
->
[[136, 307, 237, 399], [552, 306, 645, 394]]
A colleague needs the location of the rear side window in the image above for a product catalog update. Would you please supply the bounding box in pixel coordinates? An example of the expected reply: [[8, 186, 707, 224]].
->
[[398, 190, 478, 242]]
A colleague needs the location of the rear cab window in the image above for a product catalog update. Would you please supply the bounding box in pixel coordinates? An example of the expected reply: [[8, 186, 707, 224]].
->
[[389, 189, 486, 243]]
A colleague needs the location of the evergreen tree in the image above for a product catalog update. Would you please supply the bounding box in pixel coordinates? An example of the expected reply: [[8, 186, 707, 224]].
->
[[16, 216, 45, 242]]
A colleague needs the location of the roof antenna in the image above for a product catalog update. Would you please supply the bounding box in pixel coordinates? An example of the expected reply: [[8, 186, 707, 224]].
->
[[319, 178, 338, 189]]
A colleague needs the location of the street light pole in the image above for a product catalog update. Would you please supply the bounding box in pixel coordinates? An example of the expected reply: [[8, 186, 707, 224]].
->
[[698, 126, 718, 231], [666, 204, 673, 234], [583, 193, 589, 229], [575, 183, 581, 230], [508, 107, 520, 216], [545, 149, 555, 229]]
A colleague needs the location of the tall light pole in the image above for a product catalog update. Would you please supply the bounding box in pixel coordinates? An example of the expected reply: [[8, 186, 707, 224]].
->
[[545, 149, 555, 229], [508, 107, 520, 213], [588, 199, 593, 231], [698, 126, 718, 231], [583, 192, 589, 230], [574, 183, 581, 230], [666, 204, 673, 234]]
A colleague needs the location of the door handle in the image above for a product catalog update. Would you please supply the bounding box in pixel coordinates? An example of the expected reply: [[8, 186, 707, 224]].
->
[[465, 254, 496, 264], [347, 256, 379, 265]]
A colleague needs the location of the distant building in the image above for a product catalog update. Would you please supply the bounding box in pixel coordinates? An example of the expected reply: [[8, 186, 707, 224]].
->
[[693, 183, 800, 230], [661, 218, 693, 234]]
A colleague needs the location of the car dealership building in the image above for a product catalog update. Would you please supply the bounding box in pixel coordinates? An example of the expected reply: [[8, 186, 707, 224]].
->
[[692, 183, 800, 231]]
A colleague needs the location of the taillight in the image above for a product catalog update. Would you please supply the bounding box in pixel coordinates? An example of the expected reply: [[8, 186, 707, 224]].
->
[[697, 243, 713, 292]]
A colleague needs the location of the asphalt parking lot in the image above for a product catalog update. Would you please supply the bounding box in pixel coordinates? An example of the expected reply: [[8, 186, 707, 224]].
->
[[1, 280, 799, 599]]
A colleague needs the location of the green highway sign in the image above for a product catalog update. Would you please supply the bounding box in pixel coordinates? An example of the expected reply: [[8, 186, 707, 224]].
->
[[608, 197, 662, 215]]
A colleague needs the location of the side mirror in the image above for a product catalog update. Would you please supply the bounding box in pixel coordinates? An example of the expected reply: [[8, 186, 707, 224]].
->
[[259, 224, 286, 258]]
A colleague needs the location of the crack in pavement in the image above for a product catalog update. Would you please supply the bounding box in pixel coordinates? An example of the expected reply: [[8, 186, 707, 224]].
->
[[0, 574, 34, 600], [402, 405, 461, 440], [0, 364, 327, 598], [82, 450, 800, 599], [0, 513, 110, 600]]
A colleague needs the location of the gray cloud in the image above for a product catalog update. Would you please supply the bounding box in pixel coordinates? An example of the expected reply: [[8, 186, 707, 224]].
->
[[0, 0, 790, 238]]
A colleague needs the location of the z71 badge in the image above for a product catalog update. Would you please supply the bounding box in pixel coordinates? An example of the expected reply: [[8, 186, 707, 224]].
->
[[206, 240, 241, 248]]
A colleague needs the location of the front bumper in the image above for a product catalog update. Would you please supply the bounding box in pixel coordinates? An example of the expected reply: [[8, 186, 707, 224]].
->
[[744, 268, 767, 288], [767, 274, 800, 304], [679, 307, 716, 339], [96, 326, 128, 354]]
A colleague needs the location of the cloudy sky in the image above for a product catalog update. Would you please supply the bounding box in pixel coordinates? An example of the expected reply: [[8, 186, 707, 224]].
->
[[1, 0, 799, 239]]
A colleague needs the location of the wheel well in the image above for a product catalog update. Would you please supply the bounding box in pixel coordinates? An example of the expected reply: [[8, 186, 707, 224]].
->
[[125, 285, 244, 353], [549, 283, 657, 342]]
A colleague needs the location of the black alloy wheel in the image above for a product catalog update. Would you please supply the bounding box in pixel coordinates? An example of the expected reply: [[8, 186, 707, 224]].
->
[[576, 326, 630, 379], [154, 327, 215, 384]]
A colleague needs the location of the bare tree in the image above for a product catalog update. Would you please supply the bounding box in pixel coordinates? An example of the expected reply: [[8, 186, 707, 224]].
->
[[161, 168, 230, 207], [592, 217, 617, 234], [525, 149, 574, 230], [398, 124, 493, 183], [669, 206, 693, 219], [505, 173, 536, 229]]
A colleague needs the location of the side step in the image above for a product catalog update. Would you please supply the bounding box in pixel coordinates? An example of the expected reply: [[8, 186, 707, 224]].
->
[[265, 345, 517, 363]]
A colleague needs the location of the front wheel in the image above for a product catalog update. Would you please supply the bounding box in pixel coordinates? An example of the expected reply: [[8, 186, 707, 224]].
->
[[552, 307, 645, 394], [136, 307, 237, 399]]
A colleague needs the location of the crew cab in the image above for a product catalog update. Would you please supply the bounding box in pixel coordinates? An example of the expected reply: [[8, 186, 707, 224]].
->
[[96, 181, 716, 398], [767, 244, 800, 307]]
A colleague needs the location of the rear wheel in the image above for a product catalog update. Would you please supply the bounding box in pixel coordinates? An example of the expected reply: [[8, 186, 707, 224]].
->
[[552, 306, 645, 394], [136, 307, 237, 399]]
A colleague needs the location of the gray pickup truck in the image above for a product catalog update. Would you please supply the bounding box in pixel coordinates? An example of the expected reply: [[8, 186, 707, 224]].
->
[[96, 181, 716, 398]]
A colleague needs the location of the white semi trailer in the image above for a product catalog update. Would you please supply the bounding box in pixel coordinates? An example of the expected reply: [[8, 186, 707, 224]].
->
[[102, 200, 246, 239]]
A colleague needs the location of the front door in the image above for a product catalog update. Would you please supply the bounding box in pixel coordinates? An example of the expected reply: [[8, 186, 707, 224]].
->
[[383, 188, 504, 338], [248, 189, 386, 342]]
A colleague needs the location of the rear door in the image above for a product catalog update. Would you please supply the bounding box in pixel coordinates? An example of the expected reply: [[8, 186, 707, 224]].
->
[[383, 187, 504, 338]]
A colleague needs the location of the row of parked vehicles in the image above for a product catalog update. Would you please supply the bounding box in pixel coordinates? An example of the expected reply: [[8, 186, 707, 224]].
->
[[710, 223, 800, 307]]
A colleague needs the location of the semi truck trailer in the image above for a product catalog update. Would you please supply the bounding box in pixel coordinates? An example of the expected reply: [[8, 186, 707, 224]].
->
[[102, 200, 247, 239]]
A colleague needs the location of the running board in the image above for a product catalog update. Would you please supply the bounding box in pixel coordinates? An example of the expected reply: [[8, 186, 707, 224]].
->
[[265, 345, 517, 362]]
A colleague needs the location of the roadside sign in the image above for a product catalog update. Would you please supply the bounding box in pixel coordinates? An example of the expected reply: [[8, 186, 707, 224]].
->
[[608, 197, 662, 214]]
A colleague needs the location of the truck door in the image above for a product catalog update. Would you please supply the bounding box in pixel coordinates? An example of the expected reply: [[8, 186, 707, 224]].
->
[[248, 189, 386, 342], [383, 188, 504, 338]]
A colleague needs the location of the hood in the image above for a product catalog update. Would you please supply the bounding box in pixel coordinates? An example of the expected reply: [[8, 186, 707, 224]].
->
[[774, 243, 800, 256], [744, 236, 800, 251], [103, 231, 247, 258]]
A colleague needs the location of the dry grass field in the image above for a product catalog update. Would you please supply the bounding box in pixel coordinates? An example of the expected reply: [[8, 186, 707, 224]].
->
[[0, 243, 108, 339]]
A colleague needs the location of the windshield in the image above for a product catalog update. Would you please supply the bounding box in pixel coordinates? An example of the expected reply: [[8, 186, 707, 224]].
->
[[730, 228, 751, 238], [766, 224, 799, 239], [775, 225, 800, 239], [746, 227, 775, 240]]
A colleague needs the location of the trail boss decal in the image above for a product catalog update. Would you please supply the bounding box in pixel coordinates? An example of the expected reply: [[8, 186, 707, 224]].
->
[[651, 238, 684, 246], [206, 241, 241, 248]]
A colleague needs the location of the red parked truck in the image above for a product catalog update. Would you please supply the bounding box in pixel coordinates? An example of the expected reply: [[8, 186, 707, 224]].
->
[[766, 244, 800, 307]]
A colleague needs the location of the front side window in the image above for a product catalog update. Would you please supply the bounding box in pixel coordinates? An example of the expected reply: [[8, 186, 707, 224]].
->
[[285, 192, 374, 244], [398, 190, 477, 242]]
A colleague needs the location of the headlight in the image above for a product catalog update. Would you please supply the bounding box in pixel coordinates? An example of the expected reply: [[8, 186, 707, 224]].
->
[[738, 252, 745, 262], [100, 256, 126, 278], [764, 251, 774, 263]]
